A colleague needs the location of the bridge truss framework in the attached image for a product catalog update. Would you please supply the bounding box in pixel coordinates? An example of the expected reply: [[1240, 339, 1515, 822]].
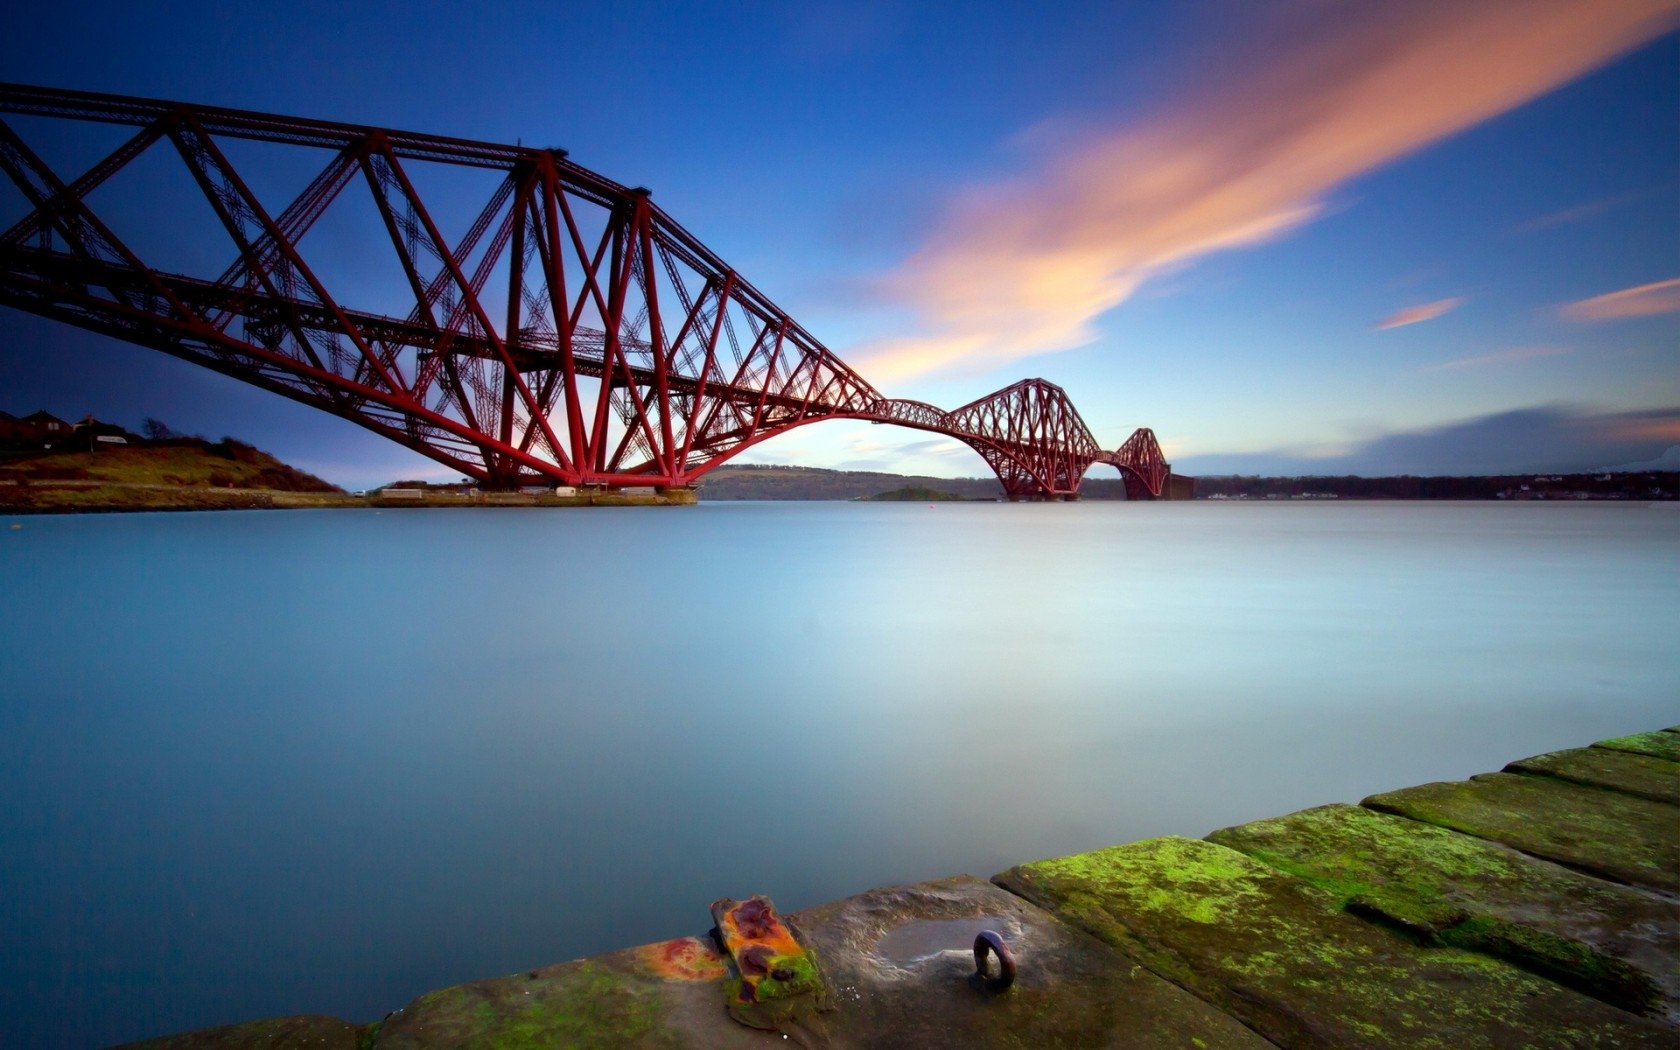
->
[[0, 83, 1171, 499]]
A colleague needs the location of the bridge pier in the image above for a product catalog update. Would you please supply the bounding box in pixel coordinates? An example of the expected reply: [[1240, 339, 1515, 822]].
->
[[1161, 473, 1195, 500]]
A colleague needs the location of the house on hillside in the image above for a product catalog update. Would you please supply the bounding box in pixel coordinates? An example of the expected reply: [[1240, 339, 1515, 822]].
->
[[72, 415, 138, 451], [0, 410, 73, 450], [0, 411, 142, 451], [22, 410, 69, 435]]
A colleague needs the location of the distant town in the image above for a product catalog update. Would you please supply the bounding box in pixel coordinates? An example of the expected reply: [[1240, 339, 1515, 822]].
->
[[1190, 472, 1677, 502]]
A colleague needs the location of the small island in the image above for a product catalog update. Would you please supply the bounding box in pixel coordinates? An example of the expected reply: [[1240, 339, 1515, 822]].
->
[[858, 485, 971, 502]]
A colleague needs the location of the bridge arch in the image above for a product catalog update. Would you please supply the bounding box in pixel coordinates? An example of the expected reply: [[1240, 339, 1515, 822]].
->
[[0, 83, 1172, 499]]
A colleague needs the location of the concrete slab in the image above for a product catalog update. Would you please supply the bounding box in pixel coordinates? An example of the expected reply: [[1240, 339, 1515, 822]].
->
[[1594, 731, 1680, 763], [1507, 747, 1679, 805], [1364, 772, 1680, 893], [995, 836, 1673, 1049], [788, 874, 1273, 1048], [1208, 803, 1680, 1021], [369, 937, 761, 1049], [114, 1015, 366, 1049], [360, 875, 1279, 1048]]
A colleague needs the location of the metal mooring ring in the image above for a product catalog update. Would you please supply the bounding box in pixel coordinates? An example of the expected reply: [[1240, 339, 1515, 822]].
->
[[973, 930, 1016, 991]]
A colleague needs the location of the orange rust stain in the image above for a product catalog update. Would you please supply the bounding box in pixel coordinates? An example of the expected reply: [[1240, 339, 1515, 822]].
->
[[640, 937, 727, 981], [717, 898, 802, 960]]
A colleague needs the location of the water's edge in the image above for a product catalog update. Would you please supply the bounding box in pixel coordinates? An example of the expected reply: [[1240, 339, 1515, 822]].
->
[[119, 725, 1680, 1048]]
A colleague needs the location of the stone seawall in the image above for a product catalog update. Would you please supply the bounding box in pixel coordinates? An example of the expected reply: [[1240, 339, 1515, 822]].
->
[[123, 727, 1680, 1048]]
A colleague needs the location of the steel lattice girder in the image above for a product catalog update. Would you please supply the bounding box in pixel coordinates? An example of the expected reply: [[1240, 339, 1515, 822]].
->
[[0, 82, 1171, 497]]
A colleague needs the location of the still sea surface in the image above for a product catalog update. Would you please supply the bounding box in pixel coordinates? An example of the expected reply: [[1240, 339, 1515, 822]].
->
[[2, 500, 1677, 1046]]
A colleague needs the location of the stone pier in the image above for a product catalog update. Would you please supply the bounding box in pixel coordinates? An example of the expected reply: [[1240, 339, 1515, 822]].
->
[[124, 727, 1680, 1048]]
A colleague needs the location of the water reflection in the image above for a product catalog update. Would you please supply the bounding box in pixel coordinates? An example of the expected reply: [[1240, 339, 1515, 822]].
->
[[1, 501, 1675, 1045]]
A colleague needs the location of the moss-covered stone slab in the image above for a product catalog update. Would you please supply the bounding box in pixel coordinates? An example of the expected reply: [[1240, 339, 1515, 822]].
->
[[995, 836, 1674, 1049], [1208, 803, 1680, 1021], [1364, 771, 1680, 893], [1593, 730, 1680, 763], [788, 874, 1270, 1048], [368, 938, 762, 1049], [1508, 746, 1679, 805], [113, 1015, 367, 1049], [368, 877, 1272, 1049]]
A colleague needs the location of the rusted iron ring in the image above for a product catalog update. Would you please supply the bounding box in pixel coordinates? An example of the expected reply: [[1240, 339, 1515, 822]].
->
[[973, 930, 1015, 991]]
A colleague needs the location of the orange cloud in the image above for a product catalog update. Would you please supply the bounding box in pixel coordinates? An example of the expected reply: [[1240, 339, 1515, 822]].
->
[[1609, 417, 1680, 443], [1422, 346, 1571, 372], [855, 1, 1680, 382], [1561, 277, 1680, 320], [1377, 297, 1465, 331]]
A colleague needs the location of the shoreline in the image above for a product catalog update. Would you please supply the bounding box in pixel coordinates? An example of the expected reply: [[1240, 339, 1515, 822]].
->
[[8, 489, 1678, 516], [0, 484, 700, 514]]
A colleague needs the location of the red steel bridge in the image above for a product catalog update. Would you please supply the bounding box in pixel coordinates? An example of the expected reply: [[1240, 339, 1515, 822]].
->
[[0, 84, 1174, 499]]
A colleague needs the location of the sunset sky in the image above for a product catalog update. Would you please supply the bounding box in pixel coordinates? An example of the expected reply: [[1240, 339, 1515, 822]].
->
[[2, 0, 1677, 485]]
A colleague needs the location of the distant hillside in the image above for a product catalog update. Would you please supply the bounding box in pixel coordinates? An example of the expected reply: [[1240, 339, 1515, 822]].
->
[[698, 464, 1136, 500], [1195, 472, 1677, 500], [699, 464, 1677, 502], [0, 438, 346, 513]]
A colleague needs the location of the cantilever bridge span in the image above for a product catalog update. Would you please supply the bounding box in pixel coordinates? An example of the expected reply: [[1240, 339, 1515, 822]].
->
[[0, 84, 1173, 499]]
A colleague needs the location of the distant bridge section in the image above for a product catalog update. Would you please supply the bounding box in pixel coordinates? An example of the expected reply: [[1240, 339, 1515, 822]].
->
[[0, 83, 1184, 499]]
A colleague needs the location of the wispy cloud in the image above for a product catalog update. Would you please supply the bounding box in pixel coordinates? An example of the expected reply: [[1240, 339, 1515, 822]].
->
[[1514, 187, 1654, 233], [1561, 277, 1680, 320], [854, 1, 1680, 382], [894, 437, 970, 458], [1175, 404, 1680, 476], [1377, 297, 1465, 331], [1422, 345, 1571, 372]]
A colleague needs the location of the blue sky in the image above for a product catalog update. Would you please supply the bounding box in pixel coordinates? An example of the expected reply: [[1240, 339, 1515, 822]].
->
[[2, 1, 1677, 486]]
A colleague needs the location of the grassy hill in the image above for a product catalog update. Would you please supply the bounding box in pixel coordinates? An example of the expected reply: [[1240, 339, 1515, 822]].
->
[[0, 438, 349, 513]]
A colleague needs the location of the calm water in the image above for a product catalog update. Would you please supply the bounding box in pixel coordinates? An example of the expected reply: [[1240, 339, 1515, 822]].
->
[[2, 501, 1677, 1047]]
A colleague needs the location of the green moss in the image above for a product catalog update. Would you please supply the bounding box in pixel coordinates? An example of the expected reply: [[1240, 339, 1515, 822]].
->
[[1206, 805, 1517, 933], [1442, 916, 1659, 1015], [721, 949, 828, 1032], [1362, 773, 1680, 893], [1208, 801, 1678, 1019], [120, 1015, 364, 1049], [495, 964, 666, 1049], [997, 837, 1658, 1048], [1026, 836, 1270, 926], [356, 1020, 382, 1050], [1509, 747, 1680, 804], [1593, 731, 1680, 762], [750, 951, 823, 1001], [388, 963, 674, 1049]]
